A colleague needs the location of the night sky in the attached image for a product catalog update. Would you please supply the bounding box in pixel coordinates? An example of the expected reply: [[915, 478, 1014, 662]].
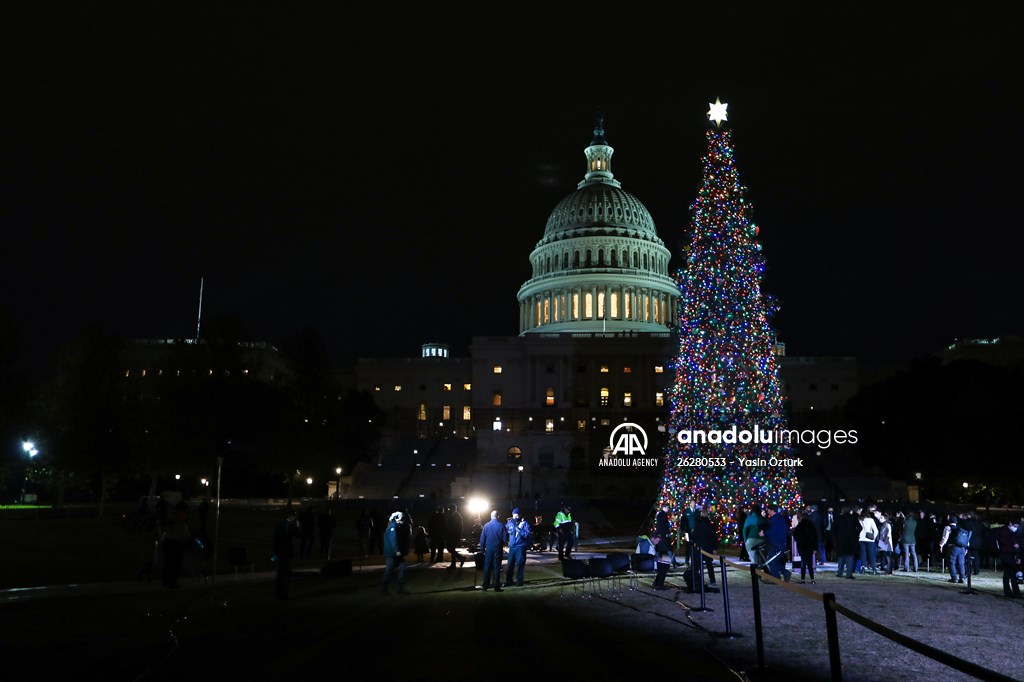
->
[[4, 5, 1022, 383]]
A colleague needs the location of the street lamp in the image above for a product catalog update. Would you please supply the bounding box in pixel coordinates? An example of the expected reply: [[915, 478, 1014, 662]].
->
[[517, 464, 524, 498], [335, 467, 342, 500], [20, 440, 39, 503], [306, 477, 314, 498]]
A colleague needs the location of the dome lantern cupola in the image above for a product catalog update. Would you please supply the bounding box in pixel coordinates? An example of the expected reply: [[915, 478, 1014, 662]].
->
[[580, 111, 620, 189]]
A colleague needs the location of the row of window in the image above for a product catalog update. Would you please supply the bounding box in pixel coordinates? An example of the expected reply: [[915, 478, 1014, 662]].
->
[[125, 369, 252, 377], [492, 389, 665, 407], [373, 365, 667, 392], [494, 364, 665, 374], [532, 247, 668, 276]]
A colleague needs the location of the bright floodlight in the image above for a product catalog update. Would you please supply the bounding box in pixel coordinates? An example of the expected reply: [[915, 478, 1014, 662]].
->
[[174, 474, 181, 480], [22, 441, 38, 457], [518, 465, 524, 472], [306, 477, 313, 485], [962, 482, 969, 488], [335, 467, 342, 475], [467, 496, 489, 516]]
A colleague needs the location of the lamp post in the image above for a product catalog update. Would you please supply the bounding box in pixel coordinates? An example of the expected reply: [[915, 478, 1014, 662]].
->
[[517, 464, 524, 499], [20, 440, 38, 504], [306, 477, 314, 499], [335, 467, 342, 500]]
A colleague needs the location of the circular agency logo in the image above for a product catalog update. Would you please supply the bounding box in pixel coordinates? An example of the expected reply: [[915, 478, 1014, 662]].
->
[[598, 423, 659, 468]]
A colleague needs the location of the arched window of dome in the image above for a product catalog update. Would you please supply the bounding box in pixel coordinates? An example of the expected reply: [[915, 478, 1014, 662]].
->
[[585, 292, 593, 319], [598, 249, 604, 266], [563, 252, 569, 269], [610, 250, 617, 266], [543, 298, 550, 324], [572, 292, 580, 320], [588, 206, 594, 217], [585, 250, 592, 267], [546, 256, 551, 274], [643, 252, 648, 270], [573, 251, 580, 267], [633, 251, 639, 268], [597, 291, 605, 319], [621, 249, 627, 268], [545, 387, 555, 407], [610, 292, 619, 318]]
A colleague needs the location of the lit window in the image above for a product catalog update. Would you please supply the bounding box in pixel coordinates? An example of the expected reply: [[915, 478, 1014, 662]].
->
[[600, 418, 611, 426], [442, 405, 451, 420], [585, 293, 593, 318], [493, 365, 502, 374], [394, 385, 402, 392], [493, 391, 502, 407], [464, 383, 472, 391], [623, 366, 632, 373], [418, 404, 427, 421], [600, 387, 610, 407], [600, 365, 609, 373], [493, 418, 503, 432], [655, 391, 665, 407], [577, 420, 587, 432], [623, 392, 633, 407], [374, 385, 382, 392], [141, 369, 147, 377], [462, 406, 472, 421], [442, 383, 452, 392], [545, 419, 554, 433], [654, 365, 664, 373], [545, 387, 555, 406]]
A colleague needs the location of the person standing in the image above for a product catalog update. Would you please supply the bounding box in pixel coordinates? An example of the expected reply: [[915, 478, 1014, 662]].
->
[[317, 508, 337, 559], [691, 507, 718, 586], [996, 520, 1021, 598], [834, 507, 860, 579], [743, 504, 768, 562], [428, 506, 446, 563], [554, 503, 574, 560], [655, 502, 678, 567], [478, 511, 507, 592], [857, 510, 879, 575], [356, 509, 374, 557], [504, 508, 531, 587], [764, 504, 792, 582], [682, 499, 699, 567], [273, 512, 297, 600], [413, 525, 430, 562], [444, 503, 466, 568], [380, 511, 411, 595], [939, 515, 967, 584], [876, 512, 895, 575], [161, 501, 190, 589], [297, 505, 316, 559], [807, 504, 825, 567], [823, 506, 835, 563], [793, 511, 819, 584], [901, 509, 918, 572]]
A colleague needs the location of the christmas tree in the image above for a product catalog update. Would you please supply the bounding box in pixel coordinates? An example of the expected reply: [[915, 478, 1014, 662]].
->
[[658, 99, 801, 545]]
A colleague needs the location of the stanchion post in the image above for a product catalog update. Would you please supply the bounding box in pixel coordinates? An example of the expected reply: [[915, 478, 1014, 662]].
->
[[692, 545, 711, 611], [823, 592, 842, 682], [749, 563, 765, 670], [719, 554, 740, 638], [964, 550, 976, 595]]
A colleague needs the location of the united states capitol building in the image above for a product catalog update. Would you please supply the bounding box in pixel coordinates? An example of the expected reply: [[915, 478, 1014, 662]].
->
[[348, 119, 860, 503]]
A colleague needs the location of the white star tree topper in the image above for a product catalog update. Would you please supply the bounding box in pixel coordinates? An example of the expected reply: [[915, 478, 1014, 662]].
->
[[707, 98, 728, 127]]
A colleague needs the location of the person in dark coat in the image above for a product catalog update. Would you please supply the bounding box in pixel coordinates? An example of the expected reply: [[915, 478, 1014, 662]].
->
[[317, 508, 337, 559], [833, 507, 861, 579], [297, 505, 316, 559], [273, 512, 298, 599], [651, 535, 673, 590], [444, 503, 466, 568], [654, 502, 678, 567], [380, 511, 411, 595], [793, 511, 820, 583], [996, 520, 1021, 598], [427, 506, 446, 562], [478, 511, 507, 591], [691, 507, 718, 586], [764, 504, 792, 582]]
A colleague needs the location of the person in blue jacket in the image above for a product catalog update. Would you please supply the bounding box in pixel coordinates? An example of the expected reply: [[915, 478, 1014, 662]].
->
[[380, 510, 411, 595], [504, 508, 532, 587], [764, 504, 792, 582], [479, 510, 508, 592]]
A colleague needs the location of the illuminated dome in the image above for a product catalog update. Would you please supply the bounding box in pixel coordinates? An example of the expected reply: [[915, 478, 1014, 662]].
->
[[517, 116, 679, 334]]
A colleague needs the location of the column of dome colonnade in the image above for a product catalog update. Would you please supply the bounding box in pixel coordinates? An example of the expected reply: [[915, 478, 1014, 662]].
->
[[517, 115, 678, 335]]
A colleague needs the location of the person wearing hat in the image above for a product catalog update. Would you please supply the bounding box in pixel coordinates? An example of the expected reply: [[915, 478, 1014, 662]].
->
[[380, 510, 411, 595], [554, 503, 574, 560], [479, 510, 508, 591], [504, 508, 532, 587]]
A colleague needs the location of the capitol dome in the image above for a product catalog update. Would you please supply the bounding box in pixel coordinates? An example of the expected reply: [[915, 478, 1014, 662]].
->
[[517, 117, 679, 335]]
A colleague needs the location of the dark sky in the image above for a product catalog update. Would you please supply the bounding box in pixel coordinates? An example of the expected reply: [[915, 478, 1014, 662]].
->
[[3, 5, 1022, 382]]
